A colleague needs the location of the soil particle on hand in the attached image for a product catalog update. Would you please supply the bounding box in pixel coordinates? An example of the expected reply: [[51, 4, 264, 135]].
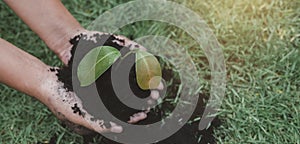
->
[[49, 67, 56, 72], [71, 103, 85, 117]]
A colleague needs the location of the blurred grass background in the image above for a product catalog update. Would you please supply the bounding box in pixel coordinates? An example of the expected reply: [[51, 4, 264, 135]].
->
[[0, 0, 299, 143]]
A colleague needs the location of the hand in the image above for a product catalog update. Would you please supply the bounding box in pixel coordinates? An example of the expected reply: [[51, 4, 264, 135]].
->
[[2, 0, 164, 135], [45, 30, 165, 135]]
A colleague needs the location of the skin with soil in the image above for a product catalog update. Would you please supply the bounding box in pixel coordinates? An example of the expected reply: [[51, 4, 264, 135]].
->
[[56, 33, 220, 144]]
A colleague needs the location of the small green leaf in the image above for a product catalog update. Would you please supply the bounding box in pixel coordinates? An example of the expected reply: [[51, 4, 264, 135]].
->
[[77, 46, 121, 87], [136, 50, 162, 90]]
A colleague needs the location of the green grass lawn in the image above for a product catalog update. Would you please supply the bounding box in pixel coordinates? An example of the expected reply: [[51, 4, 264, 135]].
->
[[0, 0, 299, 143]]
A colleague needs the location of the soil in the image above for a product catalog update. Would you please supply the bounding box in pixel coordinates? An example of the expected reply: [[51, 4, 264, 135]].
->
[[55, 33, 221, 144]]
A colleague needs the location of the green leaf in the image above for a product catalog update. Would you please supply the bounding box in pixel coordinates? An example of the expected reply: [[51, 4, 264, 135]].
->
[[135, 50, 162, 90], [77, 46, 121, 87]]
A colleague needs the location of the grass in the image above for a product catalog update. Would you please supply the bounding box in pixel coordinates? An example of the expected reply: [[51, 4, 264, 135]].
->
[[0, 0, 299, 143]]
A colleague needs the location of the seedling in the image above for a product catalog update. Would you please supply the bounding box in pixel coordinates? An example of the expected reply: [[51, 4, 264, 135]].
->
[[77, 46, 162, 89]]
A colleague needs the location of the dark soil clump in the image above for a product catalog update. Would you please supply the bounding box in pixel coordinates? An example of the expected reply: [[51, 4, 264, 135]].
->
[[56, 33, 221, 144]]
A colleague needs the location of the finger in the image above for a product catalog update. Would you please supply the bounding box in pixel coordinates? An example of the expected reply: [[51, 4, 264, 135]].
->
[[127, 112, 147, 124], [145, 81, 165, 115], [147, 99, 155, 105], [113, 34, 147, 51], [86, 31, 146, 51], [53, 87, 122, 134], [149, 81, 165, 101], [109, 122, 123, 133], [150, 90, 160, 100]]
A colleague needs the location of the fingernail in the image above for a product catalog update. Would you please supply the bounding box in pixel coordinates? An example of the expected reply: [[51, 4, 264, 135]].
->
[[150, 90, 160, 100], [109, 121, 117, 126], [110, 125, 123, 133], [109, 122, 123, 133], [157, 81, 164, 90]]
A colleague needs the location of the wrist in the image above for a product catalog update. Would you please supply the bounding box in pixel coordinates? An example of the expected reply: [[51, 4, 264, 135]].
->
[[46, 27, 86, 65]]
